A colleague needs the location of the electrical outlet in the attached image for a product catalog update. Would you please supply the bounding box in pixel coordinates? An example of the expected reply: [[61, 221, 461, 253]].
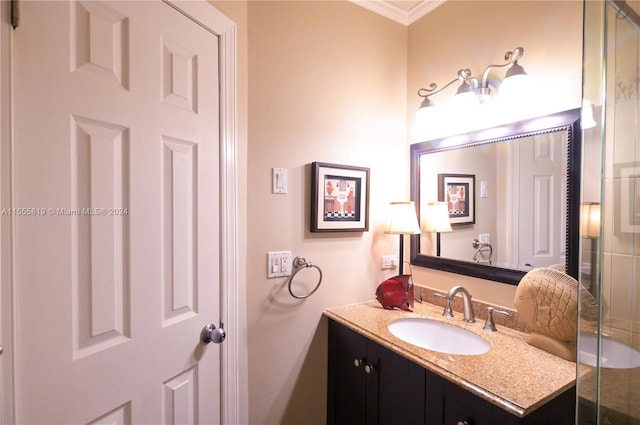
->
[[381, 255, 398, 270], [479, 234, 490, 244], [267, 251, 292, 278]]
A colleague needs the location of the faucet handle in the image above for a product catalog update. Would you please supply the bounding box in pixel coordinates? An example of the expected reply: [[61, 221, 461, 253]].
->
[[434, 293, 454, 318], [483, 306, 511, 332]]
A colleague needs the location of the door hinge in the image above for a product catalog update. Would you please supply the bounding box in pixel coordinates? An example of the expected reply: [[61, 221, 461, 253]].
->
[[11, 0, 19, 30]]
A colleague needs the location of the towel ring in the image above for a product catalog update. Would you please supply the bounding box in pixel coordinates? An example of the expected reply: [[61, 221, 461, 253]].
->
[[288, 256, 323, 299]]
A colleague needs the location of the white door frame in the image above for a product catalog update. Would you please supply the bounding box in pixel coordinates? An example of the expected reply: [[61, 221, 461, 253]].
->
[[0, 1, 241, 423], [0, 1, 14, 420]]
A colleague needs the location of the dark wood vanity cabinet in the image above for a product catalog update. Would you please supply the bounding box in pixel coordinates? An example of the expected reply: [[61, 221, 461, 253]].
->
[[327, 319, 576, 425], [440, 379, 575, 425], [327, 318, 427, 425]]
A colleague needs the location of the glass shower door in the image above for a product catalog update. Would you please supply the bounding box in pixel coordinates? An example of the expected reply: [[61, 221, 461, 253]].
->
[[579, 1, 640, 423]]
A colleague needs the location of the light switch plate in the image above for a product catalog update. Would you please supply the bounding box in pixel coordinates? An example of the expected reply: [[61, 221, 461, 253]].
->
[[480, 180, 488, 198], [272, 168, 287, 194], [267, 251, 292, 278]]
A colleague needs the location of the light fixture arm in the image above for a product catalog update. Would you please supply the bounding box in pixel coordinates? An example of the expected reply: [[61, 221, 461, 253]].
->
[[479, 47, 525, 90], [417, 68, 473, 106], [415, 46, 526, 111]]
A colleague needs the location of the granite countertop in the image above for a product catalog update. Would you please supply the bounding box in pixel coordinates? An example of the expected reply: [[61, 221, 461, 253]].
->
[[324, 299, 577, 418]]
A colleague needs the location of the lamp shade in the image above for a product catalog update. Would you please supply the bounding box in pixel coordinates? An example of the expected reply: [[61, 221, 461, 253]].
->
[[385, 202, 421, 235], [581, 202, 601, 239], [422, 202, 452, 233], [415, 103, 439, 126], [498, 71, 529, 102], [504, 61, 527, 79]]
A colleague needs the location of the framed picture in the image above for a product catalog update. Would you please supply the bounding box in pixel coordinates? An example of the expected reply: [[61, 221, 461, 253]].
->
[[310, 162, 370, 232], [614, 162, 640, 234], [438, 173, 475, 225]]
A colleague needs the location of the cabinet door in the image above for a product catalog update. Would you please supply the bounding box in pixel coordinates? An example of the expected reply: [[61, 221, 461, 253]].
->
[[425, 369, 444, 425], [328, 319, 427, 425], [443, 380, 496, 425], [368, 341, 426, 425], [518, 386, 575, 425], [328, 319, 368, 425]]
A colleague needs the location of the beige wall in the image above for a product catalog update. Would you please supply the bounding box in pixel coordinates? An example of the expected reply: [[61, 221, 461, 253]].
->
[[246, 2, 407, 424], [213, 1, 583, 423]]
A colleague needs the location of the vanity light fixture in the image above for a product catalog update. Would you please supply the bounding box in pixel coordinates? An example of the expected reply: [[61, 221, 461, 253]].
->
[[385, 202, 421, 275], [422, 202, 452, 257], [416, 47, 528, 124]]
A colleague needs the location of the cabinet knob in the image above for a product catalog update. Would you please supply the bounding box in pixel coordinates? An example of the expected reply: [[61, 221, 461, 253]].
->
[[353, 359, 363, 367], [364, 364, 376, 374]]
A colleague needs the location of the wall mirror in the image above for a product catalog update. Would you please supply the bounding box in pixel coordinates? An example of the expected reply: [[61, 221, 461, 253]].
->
[[410, 109, 581, 285]]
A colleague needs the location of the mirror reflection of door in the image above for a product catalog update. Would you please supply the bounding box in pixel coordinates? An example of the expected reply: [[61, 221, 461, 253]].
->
[[508, 132, 566, 270]]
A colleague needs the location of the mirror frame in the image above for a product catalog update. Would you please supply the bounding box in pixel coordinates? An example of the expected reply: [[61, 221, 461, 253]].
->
[[410, 108, 582, 285]]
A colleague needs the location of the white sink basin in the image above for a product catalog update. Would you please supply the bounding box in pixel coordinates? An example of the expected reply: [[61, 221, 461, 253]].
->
[[388, 318, 490, 355], [578, 333, 640, 369]]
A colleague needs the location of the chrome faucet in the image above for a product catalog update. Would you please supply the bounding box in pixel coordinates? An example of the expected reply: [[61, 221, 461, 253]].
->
[[443, 285, 476, 323]]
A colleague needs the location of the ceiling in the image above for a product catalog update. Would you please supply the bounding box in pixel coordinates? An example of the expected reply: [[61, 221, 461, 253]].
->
[[349, 0, 446, 26]]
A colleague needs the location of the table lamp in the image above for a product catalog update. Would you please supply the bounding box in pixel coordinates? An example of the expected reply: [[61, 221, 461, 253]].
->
[[385, 202, 421, 275], [422, 201, 452, 257]]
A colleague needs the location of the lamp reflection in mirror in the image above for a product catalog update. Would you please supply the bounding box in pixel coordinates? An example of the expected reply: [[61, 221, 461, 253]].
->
[[385, 202, 421, 275], [422, 201, 452, 257], [581, 202, 601, 293], [581, 202, 601, 238]]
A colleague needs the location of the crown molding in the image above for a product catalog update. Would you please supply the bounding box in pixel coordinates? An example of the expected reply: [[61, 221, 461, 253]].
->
[[349, 0, 446, 26]]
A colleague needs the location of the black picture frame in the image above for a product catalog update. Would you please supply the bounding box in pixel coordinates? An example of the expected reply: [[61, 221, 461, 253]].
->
[[310, 162, 370, 232], [438, 173, 476, 225]]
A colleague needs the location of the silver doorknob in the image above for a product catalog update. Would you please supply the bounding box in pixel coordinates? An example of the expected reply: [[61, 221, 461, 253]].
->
[[201, 322, 226, 344]]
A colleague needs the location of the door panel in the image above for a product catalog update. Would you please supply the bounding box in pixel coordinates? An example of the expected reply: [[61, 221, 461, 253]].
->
[[513, 131, 566, 269], [13, 1, 221, 423]]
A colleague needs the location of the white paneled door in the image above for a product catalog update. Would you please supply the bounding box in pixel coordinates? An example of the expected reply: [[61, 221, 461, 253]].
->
[[11, 1, 226, 423], [514, 131, 566, 269]]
